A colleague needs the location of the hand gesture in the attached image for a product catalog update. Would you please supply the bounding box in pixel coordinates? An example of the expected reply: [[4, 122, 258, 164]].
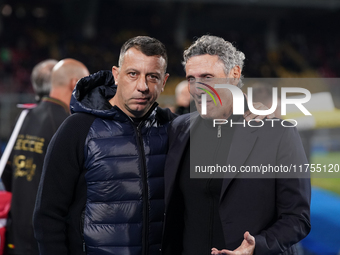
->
[[211, 231, 255, 255]]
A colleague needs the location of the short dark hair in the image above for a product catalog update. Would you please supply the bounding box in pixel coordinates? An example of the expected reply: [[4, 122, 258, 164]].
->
[[118, 36, 168, 72]]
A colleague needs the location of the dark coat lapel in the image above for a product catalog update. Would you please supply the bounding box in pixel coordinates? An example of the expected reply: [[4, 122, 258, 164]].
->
[[220, 123, 259, 201], [165, 112, 200, 207]]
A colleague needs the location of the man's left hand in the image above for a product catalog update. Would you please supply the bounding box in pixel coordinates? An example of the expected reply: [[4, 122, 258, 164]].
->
[[211, 231, 255, 255]]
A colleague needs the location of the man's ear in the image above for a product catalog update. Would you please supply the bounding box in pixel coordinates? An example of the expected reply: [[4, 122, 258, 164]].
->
[[230, 66, 241, 79], [112, 66, 119, 85], [70, 78, 78, 91], [161, 73, 170, 91]]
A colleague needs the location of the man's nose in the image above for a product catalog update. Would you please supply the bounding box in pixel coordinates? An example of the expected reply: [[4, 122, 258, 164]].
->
[[136, 76, 149, 92], [189, 83, 203, 96], [195, 84, 206, 96]]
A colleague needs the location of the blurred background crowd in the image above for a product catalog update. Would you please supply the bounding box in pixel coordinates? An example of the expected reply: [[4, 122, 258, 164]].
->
[[1, 0, 340, 92], [2, 0, 340, 136], [1, 0, 340, 254]]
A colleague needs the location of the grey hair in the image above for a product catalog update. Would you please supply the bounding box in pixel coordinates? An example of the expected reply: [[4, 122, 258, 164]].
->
[[183, 35, 245, 88], [31, 59, 58, 101]]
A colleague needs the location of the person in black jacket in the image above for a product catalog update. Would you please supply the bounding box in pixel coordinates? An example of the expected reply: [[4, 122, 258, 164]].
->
[[33, 36, 175, 255], [2, 58, 89, 255], [162, 35, 311, 255]]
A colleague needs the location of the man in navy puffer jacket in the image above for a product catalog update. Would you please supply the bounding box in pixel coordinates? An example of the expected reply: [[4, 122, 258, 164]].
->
[[33, 36, 175, 255]]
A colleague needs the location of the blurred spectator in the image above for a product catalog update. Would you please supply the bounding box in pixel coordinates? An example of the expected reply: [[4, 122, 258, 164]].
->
[[30, 59, 57, 102], [1, 58, 89, 255], [174, 80, 193, 115]]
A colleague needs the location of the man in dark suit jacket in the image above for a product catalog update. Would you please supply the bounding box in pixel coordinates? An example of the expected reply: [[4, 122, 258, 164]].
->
[[162, 35, 311, 255]]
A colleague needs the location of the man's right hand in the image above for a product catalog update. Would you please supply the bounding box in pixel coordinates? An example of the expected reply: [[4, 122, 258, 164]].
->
[[211, 231, 255, 255]]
